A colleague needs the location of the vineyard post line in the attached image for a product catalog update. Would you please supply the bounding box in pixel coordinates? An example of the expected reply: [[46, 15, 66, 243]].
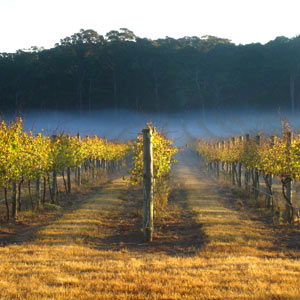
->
[[285, 131, 293, 222], [142, 127, 154, 242], [199, 132, 300, 221], [76, 133, 81, 186], [238, 136, 243, 187], [51, 135, 58, 203], [244, 134, 250, 189], [199, 148, 300, 214], [231, 137, 236, 185], [254, 135, 261, 201]]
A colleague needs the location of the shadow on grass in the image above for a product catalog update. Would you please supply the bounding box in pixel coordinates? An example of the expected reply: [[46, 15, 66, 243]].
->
[[0, 182, 109, 247], [213, 176, 300, 254], [0, 168, 208, 258], [275, 226, 300, 253], [94, 184, 207, 257]]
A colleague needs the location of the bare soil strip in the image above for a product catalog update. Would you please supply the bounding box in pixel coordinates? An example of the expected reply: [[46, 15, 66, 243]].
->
[[1, 152, 300, 299]]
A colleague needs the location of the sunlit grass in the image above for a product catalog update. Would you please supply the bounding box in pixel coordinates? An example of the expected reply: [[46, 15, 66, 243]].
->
[[1, 154, 300, 299]]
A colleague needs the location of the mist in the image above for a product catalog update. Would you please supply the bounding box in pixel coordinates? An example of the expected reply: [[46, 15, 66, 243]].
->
[[2, 108, 300, 146]]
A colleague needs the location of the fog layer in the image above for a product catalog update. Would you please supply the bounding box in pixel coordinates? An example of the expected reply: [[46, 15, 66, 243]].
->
[[3, 109, 300, 146]]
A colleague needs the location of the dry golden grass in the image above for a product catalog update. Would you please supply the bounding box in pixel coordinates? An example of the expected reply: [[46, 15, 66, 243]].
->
[[1, 152, 300, 299]]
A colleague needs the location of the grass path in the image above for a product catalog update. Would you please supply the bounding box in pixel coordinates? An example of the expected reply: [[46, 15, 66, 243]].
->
[[1, 152, 300, 299]]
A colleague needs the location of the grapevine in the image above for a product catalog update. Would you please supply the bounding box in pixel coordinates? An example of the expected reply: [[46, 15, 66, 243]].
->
[[130, 124, 178, 211], [0, 117, 131, 220]]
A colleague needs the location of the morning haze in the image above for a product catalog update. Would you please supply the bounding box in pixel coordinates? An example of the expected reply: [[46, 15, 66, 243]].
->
[[1, 29, 300, 141]]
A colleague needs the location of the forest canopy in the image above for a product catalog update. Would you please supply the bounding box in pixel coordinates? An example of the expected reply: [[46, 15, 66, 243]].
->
[[0, 28, 299, 114]]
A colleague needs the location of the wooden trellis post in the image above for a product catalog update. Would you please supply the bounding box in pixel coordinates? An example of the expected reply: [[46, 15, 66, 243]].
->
[[286, 131, 293, 223], [66, 135, 71, 193], [221, 141, 225, 171], [231, 137, 236, 185], [254, 135, 261, 201], [216, 142, 220, 179], [227, 139, 231, 173], [142, 127, 154, 242], [238, 136, 243, 187], [244, 134, 250, 189], [51, 135, 57, 203], [77, 133, 81, 186], [266, 136, 275, 209]]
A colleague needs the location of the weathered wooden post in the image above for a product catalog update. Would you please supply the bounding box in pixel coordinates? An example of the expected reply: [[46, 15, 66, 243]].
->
[[227, 139, 231, 174], [67, 167, 71, 193], [286, 131, 293, 223], [216, 142, 220, 179], [221, 141, 225, 171], [231, 137, 236, 185], [244, 134, 250, 189], [51, 135, 57, 203], [238, 136, 243, 187], [142, 127, 154, 242], [212, 143, 216, 175], [254, 135, 261, 201], [205, 141, 210, 173], [266, 136, 275, 209], [65, 135, 71, 193], [77, 133, 81, 186]]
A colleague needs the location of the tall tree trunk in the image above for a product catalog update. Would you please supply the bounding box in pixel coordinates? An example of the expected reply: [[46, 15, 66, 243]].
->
[[153, 69, 160, 112], [88, 78, 92, 115], [201, 99, 206, 121], [15, 91, 20, 114], [290, 72, 295, 116], [78, 83, 83, 116], [113, 71, 118, 115], [195, 69, 206, 121]]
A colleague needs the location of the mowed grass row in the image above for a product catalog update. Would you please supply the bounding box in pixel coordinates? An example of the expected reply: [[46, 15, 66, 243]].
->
[[1, 152, 300, 299]]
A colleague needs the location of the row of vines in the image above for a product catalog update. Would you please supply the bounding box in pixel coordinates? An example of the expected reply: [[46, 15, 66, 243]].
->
[[0, 117, 131, 220], [195, 128, 300, 223], [130, 124, 178, 212]]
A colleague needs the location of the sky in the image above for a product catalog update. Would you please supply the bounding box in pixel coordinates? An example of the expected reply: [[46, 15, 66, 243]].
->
[[1, 0, 300, 53]]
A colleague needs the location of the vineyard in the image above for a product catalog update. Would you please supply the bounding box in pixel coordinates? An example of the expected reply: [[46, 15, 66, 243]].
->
[[196, 127, 300, 223], [194, 125, 300, 224], [1, 118, 300, 299], [0, 118, 178, 234], [0, 117, 132, 222]]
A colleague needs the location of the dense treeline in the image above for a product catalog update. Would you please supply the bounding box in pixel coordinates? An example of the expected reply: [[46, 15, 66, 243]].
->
[[0, 28, 300, 114]]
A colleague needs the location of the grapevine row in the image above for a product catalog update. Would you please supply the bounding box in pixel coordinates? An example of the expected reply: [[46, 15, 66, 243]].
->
[[195, 130, 300, 223], [0, 117, 131, 220], [130, 124, 178, 212]]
